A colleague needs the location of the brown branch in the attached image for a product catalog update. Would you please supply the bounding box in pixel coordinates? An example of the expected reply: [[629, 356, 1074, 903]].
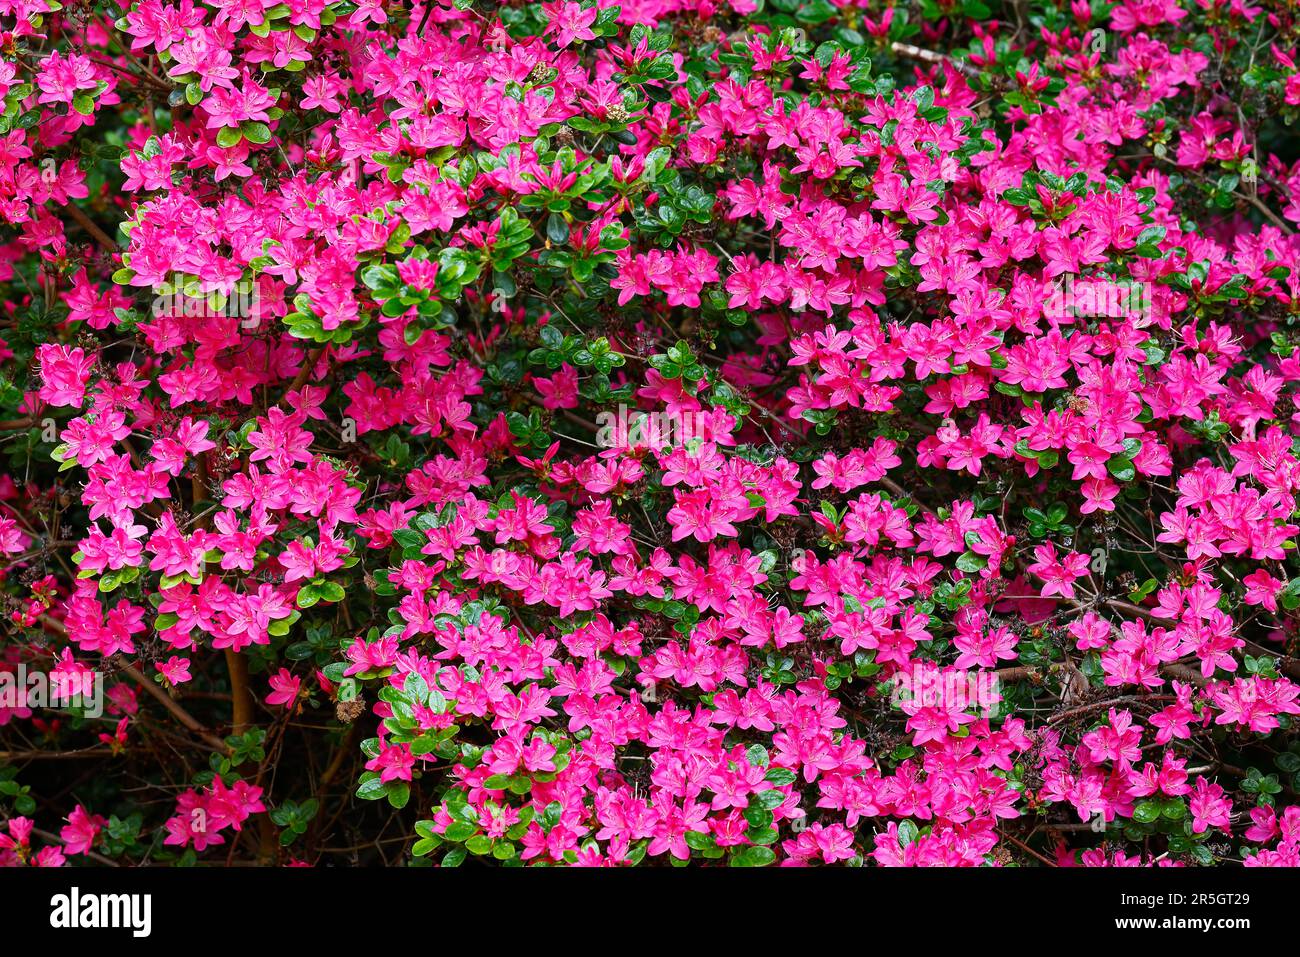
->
[[889, 41, 979, 79], [288, 346, 328, 394], [1161, 661, 1209, 687], [46, 604, 223, 750], [1102, 598, 1167, 622], [879, 475, 935, 517], [1047, 693, 1175, 726], [318, 724, 359, 790], [62, 203, 119, 251], [992, 665, 1039, 682], [83, 52, 171, 92], [110, 655, 231, 754], [0, 749, 117, 761], [1234, 191, 1295, 235], [998, 828, 1057, 867], [225, 649, 255, 736]]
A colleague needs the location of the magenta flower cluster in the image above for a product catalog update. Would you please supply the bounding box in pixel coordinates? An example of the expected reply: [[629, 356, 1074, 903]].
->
[[0, 0, 1299, 868]]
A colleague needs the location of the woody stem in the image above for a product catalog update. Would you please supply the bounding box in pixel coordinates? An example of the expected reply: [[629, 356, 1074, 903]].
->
[[191, 460, 256, 736]]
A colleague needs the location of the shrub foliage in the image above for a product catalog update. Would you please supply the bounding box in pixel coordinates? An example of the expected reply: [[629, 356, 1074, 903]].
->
[[2, 0, 1300, 866]]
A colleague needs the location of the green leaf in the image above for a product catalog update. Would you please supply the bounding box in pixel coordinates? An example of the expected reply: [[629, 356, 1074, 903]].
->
[[546, 213, 569, 244], [385, 781, 410, 809], [765, 767, 797, 786], [1132, 800, 1161, 824], [442, 846, 467, 867], [684, 830, 715, 851], [897, 820, 920, 847], [216, 125, 244, 149], [729, 845, 776, 867], [443, 821, 476, 842], [1160, 799, 1187, 821], [1107, 455, 1136, 483], [241, 121, 272, 144]]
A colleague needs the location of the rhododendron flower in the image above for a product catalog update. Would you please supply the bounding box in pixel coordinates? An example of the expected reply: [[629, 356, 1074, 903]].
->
[[542, 1, 598, 48], [2, 0, 1299, 878], [1027, 544, 1091, 599], [60, 806, 107, 857], [266, 668, 302, 709]]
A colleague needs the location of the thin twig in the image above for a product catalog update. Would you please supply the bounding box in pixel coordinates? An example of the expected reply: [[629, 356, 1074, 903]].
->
[[63, 204, 119, 251], [889, 41, 978, 78], [116, 657, 231, 753]]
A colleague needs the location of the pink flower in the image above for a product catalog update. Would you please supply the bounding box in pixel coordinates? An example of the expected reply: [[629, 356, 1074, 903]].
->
[[1026, 543, 1090, 599], [266, 668, 302, 709], [157, 656, 193, 687], [542, 1, 598, 47], [1189, 778, 1232, 835], [60, 806, 107, 856]]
